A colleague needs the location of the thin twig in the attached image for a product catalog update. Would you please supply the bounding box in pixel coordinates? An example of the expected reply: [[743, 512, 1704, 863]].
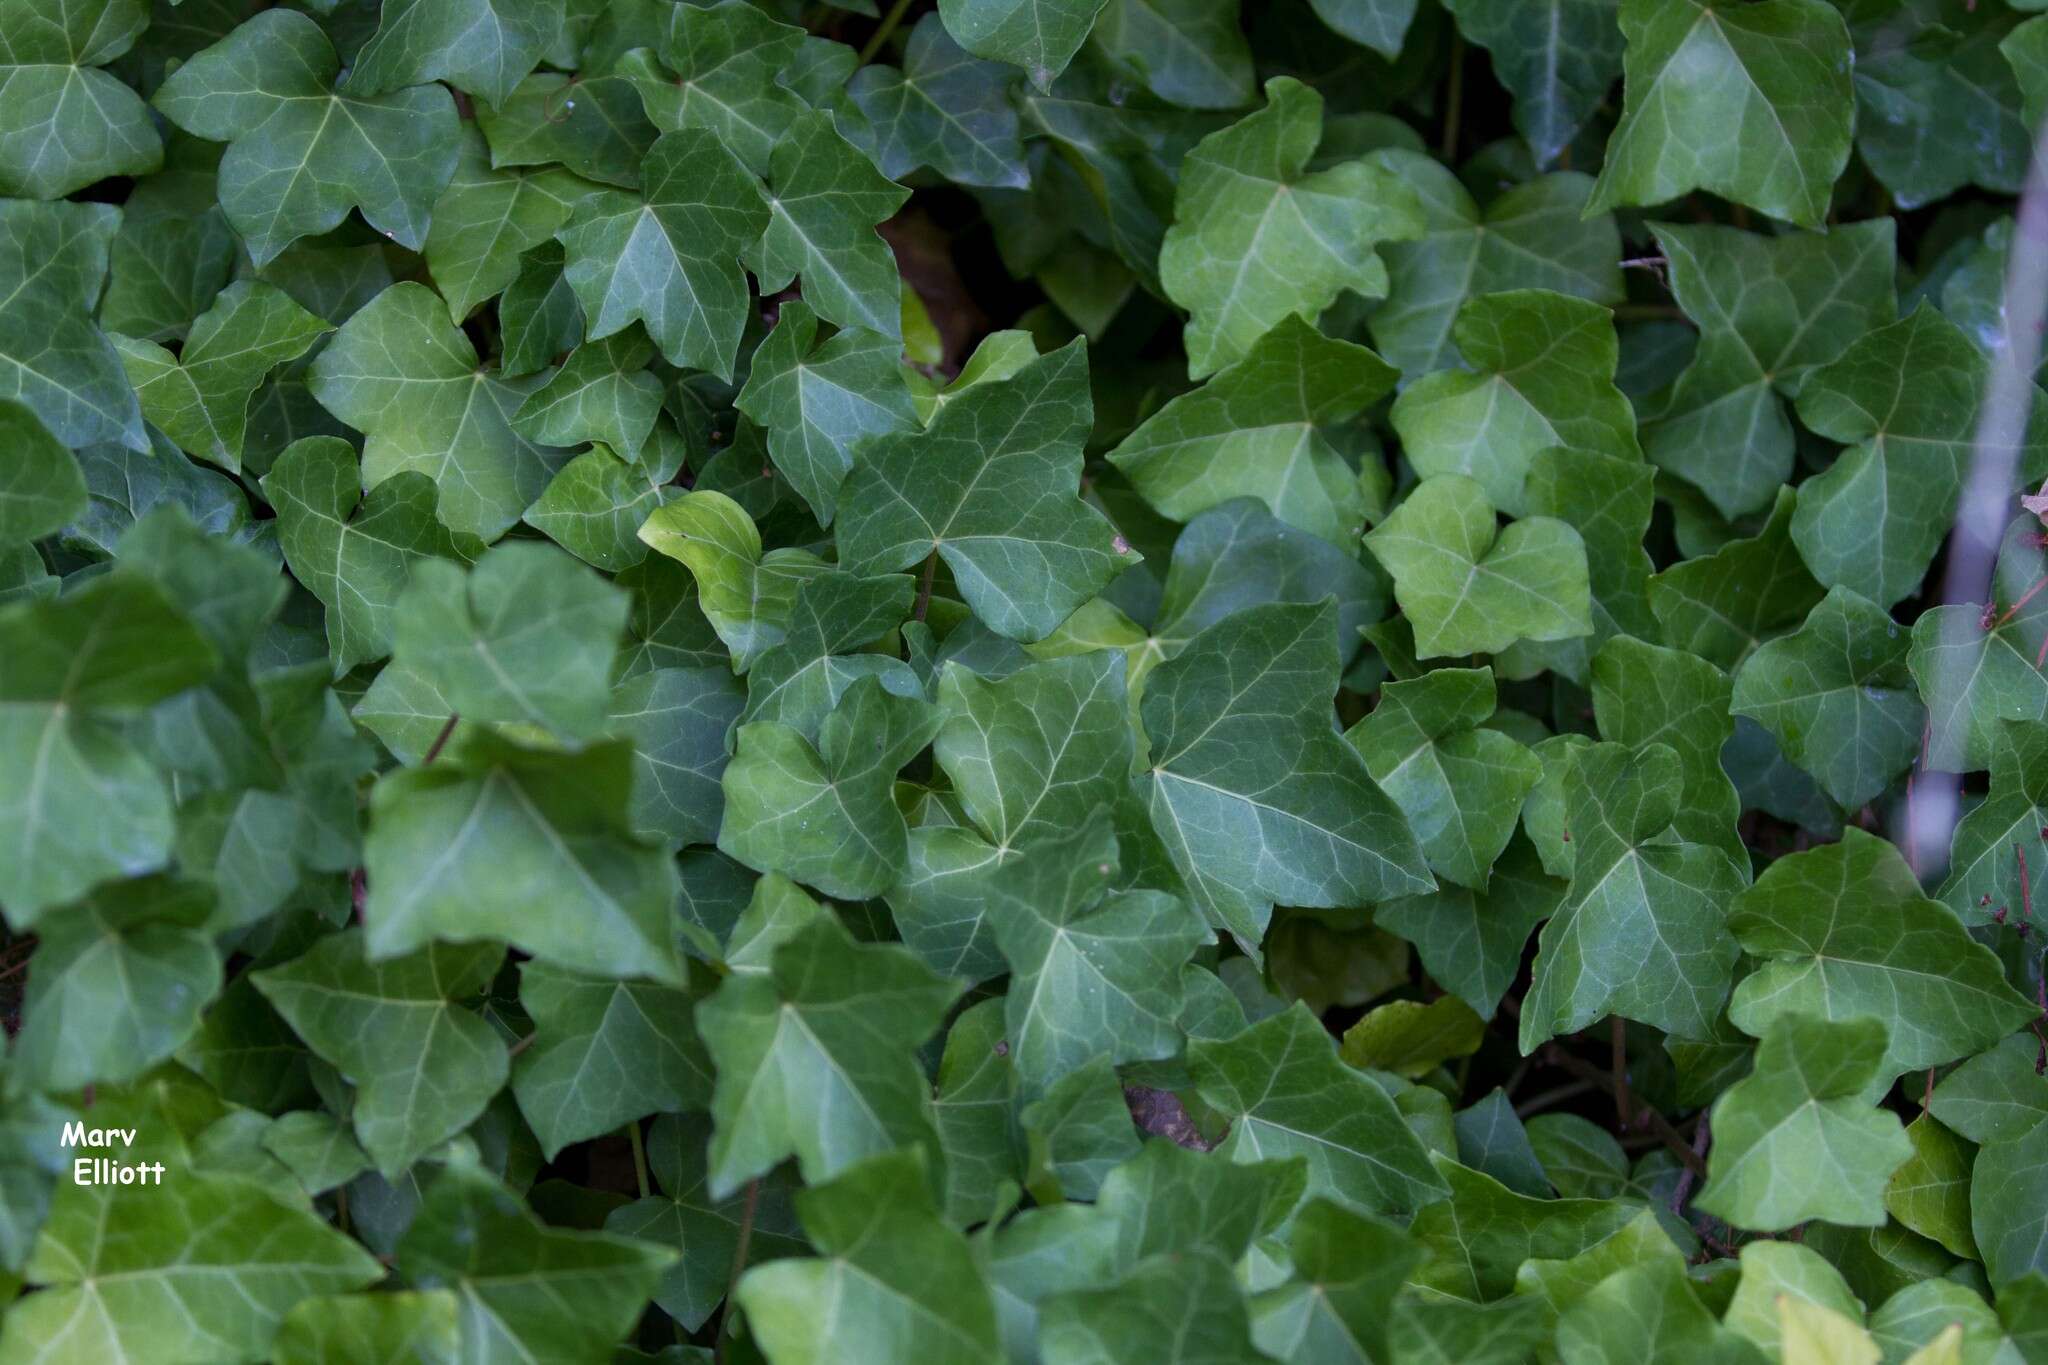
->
[[1668, 1115, 1711, 1213], [1440, 34, 1465, 161], [913, 547, 938, 622], [857, 0, 916, 64], [1515, 1078, 1599, 1118], [625, 1120, 650, 1200], [1541, 1045, 1707, 1175], [423, 713, 460, 765], [1611, 1015, 1633, 1131], [714, 1179, 764, 1363], [507, 1031, 538, 1058]]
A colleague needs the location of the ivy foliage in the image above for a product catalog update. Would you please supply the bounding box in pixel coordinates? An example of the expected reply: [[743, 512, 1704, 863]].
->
[[5, 0, 2048, 1361]]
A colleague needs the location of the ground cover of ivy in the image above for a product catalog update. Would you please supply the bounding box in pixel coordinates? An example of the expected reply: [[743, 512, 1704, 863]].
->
[[5, 0, 2048, 1361]]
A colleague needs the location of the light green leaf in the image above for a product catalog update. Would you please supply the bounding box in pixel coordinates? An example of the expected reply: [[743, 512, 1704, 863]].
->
[[1793, 303, 2047, 608], [1346, 668, 1542, 889], [1365, 474, 1592, 659], [1885, 1114, 1978, 1260], [845, 13, 1030, 189], [1041, 1249, 1266, 1363], [1108, 314, 1394, 545], [261, 1113, 371, 1198], [423, 125, 589, 324], [837, 338, 1137, 641], [1021, 1054, 1140, 1202], [1553, 1254, 1761, 1363], [696, 912, 960, 1195], [631, 0, 807, 176], [1391, 290, 1638, 516], [389, 540, 626, 743], [0, 199, 144, 451], [523, 445, 681, 573], [735, 1147, 1002, 1364], [1589, 633, 1744, 857], [1643, 219, 1895, 519], [395, 1161, 676, 1365], [511, 330, 664, 458], [511, 960, 712, 1159], [1697, 1013, 1913, 1232], [0, 574, 217, 924], [1141, 600, 1433, 946], [555, 129, 769, 382], [153, 10, 459, 265], [272, 1292, 460, 1365], [0, 399, 85, 546], [746, 111, 909, 339], [1589, 0, 1853, 229], [1161, 76, 1424, 378], [1519, 741, 1748, 1051], [349, 0, 564, 109], [1732, 585, 1923, 810], [1, 1171, 383, 1364], [253, 930, 507, 1179], [11, 876, 219, 1092], [113, 281, 330, 474], [1726, 828, 2038, 1082], [364, 731, 688, 986], [308, 282, 569, 541], [735, 300, 917, 525], [1908, 517, 2048, 773], [637, 489, 830, 670], [1193, 1001, 1447, 1216]]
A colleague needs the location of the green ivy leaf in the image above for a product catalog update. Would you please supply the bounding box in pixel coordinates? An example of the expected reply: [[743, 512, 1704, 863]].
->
[[309, 282, 568, 541], [272, 1292, 460, 1365], [696, 912, 959, 1195], [153, 10, 459, 266], [0, 400, 86, 547], [1108, 315, 1394, 545], [845, 14, 1029, 189], [1161, 77, 1424, 378], [746, 111, 909, 339], [1909, 517, 2048, 773], [938, 0, 1112, 91], [1438, 0, 1622, 165], [1648, 485, 1823, 672], [1519, 741, 1748, 1050], [1731, 585, 1923, 810], [1937, 719, 2048, 925], [628, 0, 807, 177], [1089, 0, 1255, 110], [1040, 1248, 1266, 1363], [349, 0, 565, 109], [253, 930, 507, 1178], [0, 0, 158, 199], [1141, 600, 1433, 945], [1697, 1013, 1913, 1232], [1588, 0, 1853, 229], [0, 199, 145, 451], [423, 126, 589, 325], [1365, 474, 1592, 658], [1725, 829, 2038, 1083]]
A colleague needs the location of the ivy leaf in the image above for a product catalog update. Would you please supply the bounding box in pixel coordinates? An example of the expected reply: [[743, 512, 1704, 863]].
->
[[735, 1147, 1002, 1363], [475, 72, 656, 191], [1793, 303, 2047, 608], [1644, 220, 1896, 520], [1505, 445, 1658, 682], [1909, 517, 2048, 773], [112, 281, 330, 473], [1973, 1119, 2048, 1286], [1885, 1114, 1978, 1260], [1040, 1249, 1266, 1364], [1394, 292, 1637, 520], [1375, 835, 1564, 1019], [11, 876, 220, 1092], [0, 574, 217, 923], [895, 650, 1136, 978], [510, 331, 665, 458], [1732, 585, 1924, 810], [1107, 314, 1395, 545], [638, 490, 830, 670], [395, 1161, 676, 1365], [0, 199, 145, 451], [555, 129, 769, 382], [845, 14, 1030, 189], [1407, 1154, 1639, 1301], [992, 815, 1209, 1095], [696, 911, 960, 1196], [1345, 668, 1542, 890], [0, 1171, 383, 1363], [1161, 76, 1424, 378], [0, 0, 159, 199], [364, 731, 688, 987], [1588, 0, 1854, 229], [308, 282, 568, 541], [1368, 154, 1623, 379], [1192, 1001, 1447, 1216], [735, 301, 917, 525], [510, 960, 712, 1159], [1589, 634, 1744, 858], [348, 0, 565, 109], [1725, 828, 2038, 1083], [1937, 720, 2048, 926], [262, 437, 478, 679], [1088, 0, 1255, 110], [0, 400, 86, 547], [837, 338, 1137, 641], [390, 540, 628, 743], [1648, 485, 1824, 672], [253, 930, 507, 1178], [1250, 1197, 1415, 1364], [1849, 0, 2030, 209], [1438, 0, 1623, 166], [1364, 475, 1593, 659], [720, 675, 941, 899], [525, 445, 682, 572], [153, 10, 460, 266], [607, 665, 746, 846], [745, 111, 909, 339], [1555, 1256, 1762, 1363], [272, 1292, 460, 1365], [629, 0, 807, 177], [1141, 600, 1433, 946], [1519, 741, 1748, 1051], [1697, 1014, 1913, 1232], [423, 126, 590, 325], [938, 0, 1112, 90]]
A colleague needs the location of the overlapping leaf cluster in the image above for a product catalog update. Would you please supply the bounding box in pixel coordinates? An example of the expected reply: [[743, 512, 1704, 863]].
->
[[3, 0, 2048, 1361]]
